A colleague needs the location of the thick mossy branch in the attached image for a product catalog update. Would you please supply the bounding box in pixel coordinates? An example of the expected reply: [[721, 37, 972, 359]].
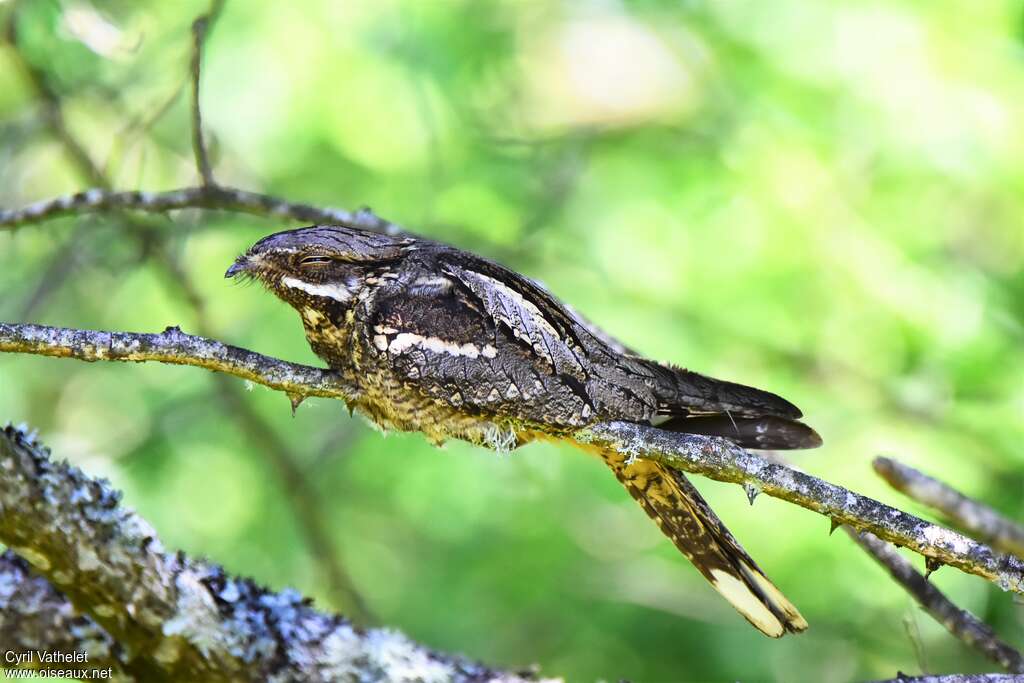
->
[[0, 425, 548, 683]]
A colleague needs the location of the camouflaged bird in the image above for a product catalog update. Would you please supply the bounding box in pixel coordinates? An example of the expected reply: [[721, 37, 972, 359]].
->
[[227, 224, 822, 637]]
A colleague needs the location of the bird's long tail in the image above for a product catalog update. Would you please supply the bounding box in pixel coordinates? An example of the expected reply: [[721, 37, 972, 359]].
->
[[602, 450, 807, 637]]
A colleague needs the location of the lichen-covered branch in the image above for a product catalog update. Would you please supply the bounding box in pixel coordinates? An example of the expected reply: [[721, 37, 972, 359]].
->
[[0, 322, 355, 403], [847, 529, 1024, 673], [4, 322, 1024, 598], [580, 423, 1024, 594], [0, 185, 403, 234], [0, 424, 549, 683], [874, 457, 1024, 559]]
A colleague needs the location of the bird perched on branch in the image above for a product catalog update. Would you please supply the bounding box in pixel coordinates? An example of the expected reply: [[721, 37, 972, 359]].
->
[[227, 225, 821, 637]]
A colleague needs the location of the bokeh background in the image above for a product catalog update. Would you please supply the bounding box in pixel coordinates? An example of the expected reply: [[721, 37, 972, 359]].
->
[[2, 1, 1023, 681]]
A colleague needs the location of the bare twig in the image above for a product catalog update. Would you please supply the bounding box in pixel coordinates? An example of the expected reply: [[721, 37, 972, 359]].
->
[[0, 425, 547, 683], [0, 5, 395, 238], [0, 322, 354, 401], [846, 529, 1024, 673], [0, 185, 400, 233], [189, 0, 225, 186], [767, 453, 1022, 672], [580, 422, 1024, 593], [875, 457, 1024, 559]]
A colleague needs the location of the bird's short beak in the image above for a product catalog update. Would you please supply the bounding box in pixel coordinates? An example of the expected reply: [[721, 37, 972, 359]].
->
[[225, 256, 250, 278]]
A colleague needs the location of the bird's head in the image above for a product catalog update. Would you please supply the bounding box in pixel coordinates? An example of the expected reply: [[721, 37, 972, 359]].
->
[[226, 225, 414, 312]]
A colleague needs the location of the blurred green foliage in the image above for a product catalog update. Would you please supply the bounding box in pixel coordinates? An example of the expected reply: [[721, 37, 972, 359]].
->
[[1, 1, 1023, 681]]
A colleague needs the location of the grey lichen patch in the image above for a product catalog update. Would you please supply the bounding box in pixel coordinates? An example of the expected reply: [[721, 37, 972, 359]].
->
[[363, 628, 456, 683], [162, 570, 223, 657], [875, 456, 1024, 559]]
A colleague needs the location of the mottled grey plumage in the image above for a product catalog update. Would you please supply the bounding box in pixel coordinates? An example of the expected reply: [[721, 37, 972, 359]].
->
[[228, 224, 820, 637]]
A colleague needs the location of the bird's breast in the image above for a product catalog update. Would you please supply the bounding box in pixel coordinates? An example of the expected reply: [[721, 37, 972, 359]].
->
[[300, 305, 357, 371]]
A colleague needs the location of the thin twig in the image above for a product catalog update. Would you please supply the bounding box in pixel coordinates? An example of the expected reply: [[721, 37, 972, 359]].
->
[[0, 322, 354, 400], [0, 185, 401, 233], [0, 425, 547, 683], [580, 422, 1024, 593], [771, 453, 1022, 672], [875, 457, 1024, 559], [846, 528, 1024, 673], [189, 0, 224, 186]]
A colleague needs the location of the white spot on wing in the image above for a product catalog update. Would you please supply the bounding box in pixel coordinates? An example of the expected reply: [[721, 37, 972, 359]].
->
[[387, 332, 483, 359]]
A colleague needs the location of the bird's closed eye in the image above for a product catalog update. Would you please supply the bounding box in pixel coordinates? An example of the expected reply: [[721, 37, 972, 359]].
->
[[299, 255, 334, 267]]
